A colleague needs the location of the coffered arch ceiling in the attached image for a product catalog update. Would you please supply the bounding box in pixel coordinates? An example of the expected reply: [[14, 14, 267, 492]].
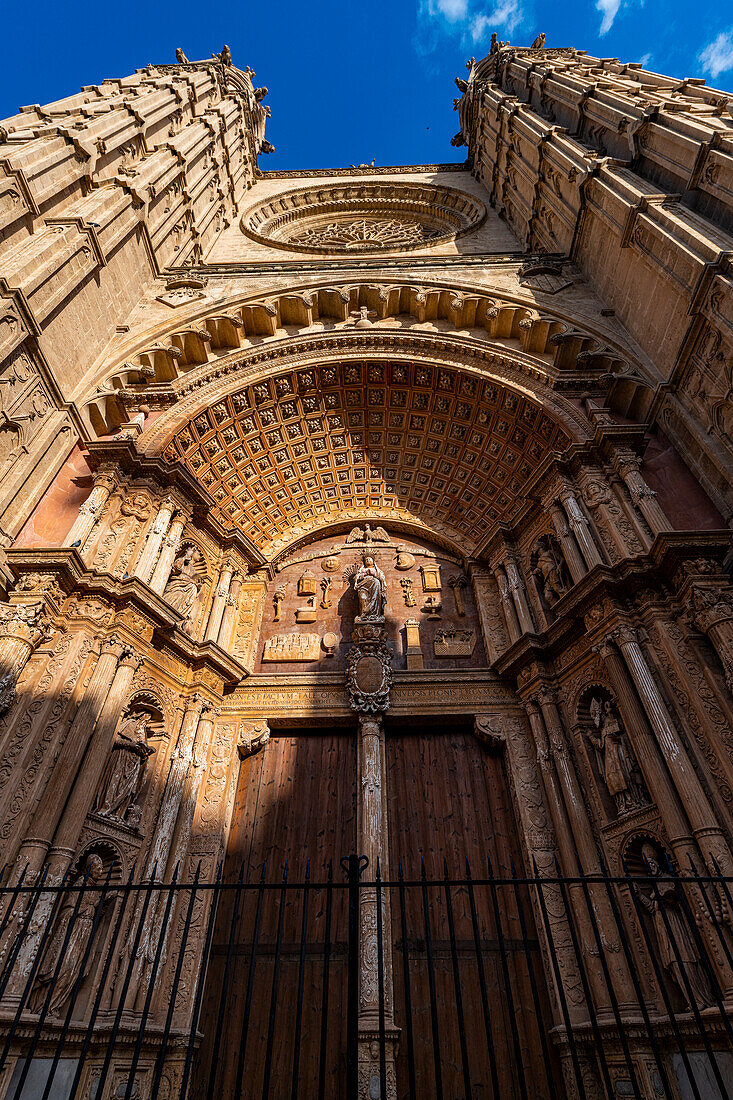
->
[[157, 353, 570, 559], [86, 280, 651, 560]]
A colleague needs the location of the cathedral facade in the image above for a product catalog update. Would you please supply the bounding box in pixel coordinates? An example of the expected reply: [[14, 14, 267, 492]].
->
[[0, 35, 732, 1100]]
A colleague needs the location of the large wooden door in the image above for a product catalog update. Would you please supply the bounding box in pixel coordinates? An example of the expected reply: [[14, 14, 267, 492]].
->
[[386, 724, 560, 1100], [194, 730, 356, 1099]]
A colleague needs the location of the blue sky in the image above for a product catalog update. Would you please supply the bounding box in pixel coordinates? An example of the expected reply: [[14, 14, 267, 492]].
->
[[1, 0, 731, 170]]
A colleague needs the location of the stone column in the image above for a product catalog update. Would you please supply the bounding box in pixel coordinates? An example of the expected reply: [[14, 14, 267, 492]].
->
[[494, 564, 521, 643], [129, 696, 217, 1006], [217, 571, 242, 649], [689, 585, 733, 696], [613, 447, 672, 536], [578, 467, 644, 559], [0, 602, 51, 716], [505, 555, 535, 634], [49, 646, 143, 863], [149, 512, 188, 595], [5, 639, 139, 999], [558, 484, 603, 569], [596, 639, 695, 857], [599, 633, 733, 990], [534, 689, 633, 1010], [19, 637, 130, 869], [357, 714, 397, 1097], [614, 626, 733, 868], [548, 501, 586, 583], [63, 468, 116, 550], [205, 561, 234, 642], [134, 496, 176, 583]]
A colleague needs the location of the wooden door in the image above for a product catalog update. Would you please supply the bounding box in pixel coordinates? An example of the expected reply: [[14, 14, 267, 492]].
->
[[386, 724, 561, 1100], [193, 730, 356, 1099]]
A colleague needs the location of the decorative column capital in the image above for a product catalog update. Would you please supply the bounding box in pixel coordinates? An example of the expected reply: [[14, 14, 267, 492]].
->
[[592, 638, 617, 661], [118, 648, 144, 672], [100, 635, 131, 661], [612, 624, 638, 648]]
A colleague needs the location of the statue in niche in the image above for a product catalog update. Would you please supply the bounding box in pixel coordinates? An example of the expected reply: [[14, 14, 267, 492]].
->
[[94, 710, 155, 823], [586, 697, 645, 815], [636, 843, 713, 1009], [163, 546, 204, 630], [273, 584, 286, 622], [31, 854, 111, 1017], [532, 536, 570, 608], [347, 553, 387, 620]]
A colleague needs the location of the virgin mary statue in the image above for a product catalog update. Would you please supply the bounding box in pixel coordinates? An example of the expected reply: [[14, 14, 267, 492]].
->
[[352, 554, 387, 620]]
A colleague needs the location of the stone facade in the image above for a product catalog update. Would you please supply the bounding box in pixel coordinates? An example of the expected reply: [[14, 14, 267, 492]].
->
[[0, 36, 732, 1100]]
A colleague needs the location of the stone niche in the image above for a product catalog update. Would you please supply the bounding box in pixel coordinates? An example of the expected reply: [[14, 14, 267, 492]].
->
[[256, 529, 487, 672]]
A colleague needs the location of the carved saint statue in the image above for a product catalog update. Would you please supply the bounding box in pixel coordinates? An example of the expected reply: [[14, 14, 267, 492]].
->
[[586, 697, 645, 815], [532, 538, 569, 608], [636, 843, 713, 1009], [163, 547, 204, 629], [94, 710, 155, 822], [31, 854, 110, 1017], [350, 554, 387, 620]]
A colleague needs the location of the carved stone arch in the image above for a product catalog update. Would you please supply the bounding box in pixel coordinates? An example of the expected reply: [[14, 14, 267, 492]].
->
[[125, 691, 166, 736], [574, 680, 615, 727], [80, 277, 650, 436], [620, 830, 674, 877], [72, 837, 126, 884], [134, 340, 580, 561]]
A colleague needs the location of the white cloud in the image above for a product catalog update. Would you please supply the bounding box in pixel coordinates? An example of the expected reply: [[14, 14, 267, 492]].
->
[[638, 52, 652, 67], [699, 29, 733, 79], [470, 0, 523, 42], [433, 0, 468, 20], [596, 0, 621, 36]]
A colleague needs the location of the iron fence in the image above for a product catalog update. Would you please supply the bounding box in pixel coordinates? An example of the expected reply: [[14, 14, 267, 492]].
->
[[0, 857, 731, 1098]]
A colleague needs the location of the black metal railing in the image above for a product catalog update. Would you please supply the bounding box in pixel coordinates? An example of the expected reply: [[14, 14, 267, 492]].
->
[[0, 858, 732, 1098]]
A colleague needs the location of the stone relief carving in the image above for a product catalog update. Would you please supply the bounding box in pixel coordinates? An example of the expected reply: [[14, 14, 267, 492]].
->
[[634, 841, 713, 1009], [30, 853, 112, 1017], [399, 577, 416, 606], [585, 695, 646, 816], [0, 602, 53, 716], [531, 535, 570, 610], [434, 628, 476, 658], [263, 633, 320, 661], [272, 584, 286, 622], [163, 546, 207, 632], [346, 553, 387, 621], [347, 621, 393, 714], [93, 709, 156, 825]]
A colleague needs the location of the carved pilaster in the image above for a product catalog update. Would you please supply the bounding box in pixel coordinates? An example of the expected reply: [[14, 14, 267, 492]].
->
[[613, 447, 672, 536], [63, 467, 117, 551], [0, 601, 53, 716], [548, 500, 586, 583]]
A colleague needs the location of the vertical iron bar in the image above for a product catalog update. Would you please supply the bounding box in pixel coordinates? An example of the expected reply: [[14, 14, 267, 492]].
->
[[376, 858, 387, 1100], [574, 857, 642, 1100], [94, 868, 159, 1100], [124, 865, 181, 1100], [0, 864, 50, 1002], [317, 861, 333, 1100], [206, 860, 247, 1100], [234, 860, 267, 1100], [150, 863, 202, 1100], [553, 858, 614, 1099], [596, 852, 675, 1100], [42, 865, 125, 1100], [291, 860, 311, 1100], [509, 857, 559, 1100], [0, 867, 68, 1075], [262, 862, 288, 1100], [68, 864, 137, 1100], [466, 858, 501, 1100], [624, 862, 703, 1100], [531, 857, 588, 1100], [0, 864, 29, 989], [420, 856, 443, 1100], [443, 858, 471, 1099], [398, 859, 417, 1100], [10, 865, 99, 1100], [691, 858, 733, 977], [647, 873, 730, 1100], [677, 861, 733, 1050], [487, 853, 529, 1100], [345, 854, 361, 1100], [180, 864, 223, 1100]]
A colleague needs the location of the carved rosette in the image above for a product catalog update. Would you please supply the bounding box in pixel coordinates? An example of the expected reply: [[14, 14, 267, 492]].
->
[[347, 621, 393, 714]]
